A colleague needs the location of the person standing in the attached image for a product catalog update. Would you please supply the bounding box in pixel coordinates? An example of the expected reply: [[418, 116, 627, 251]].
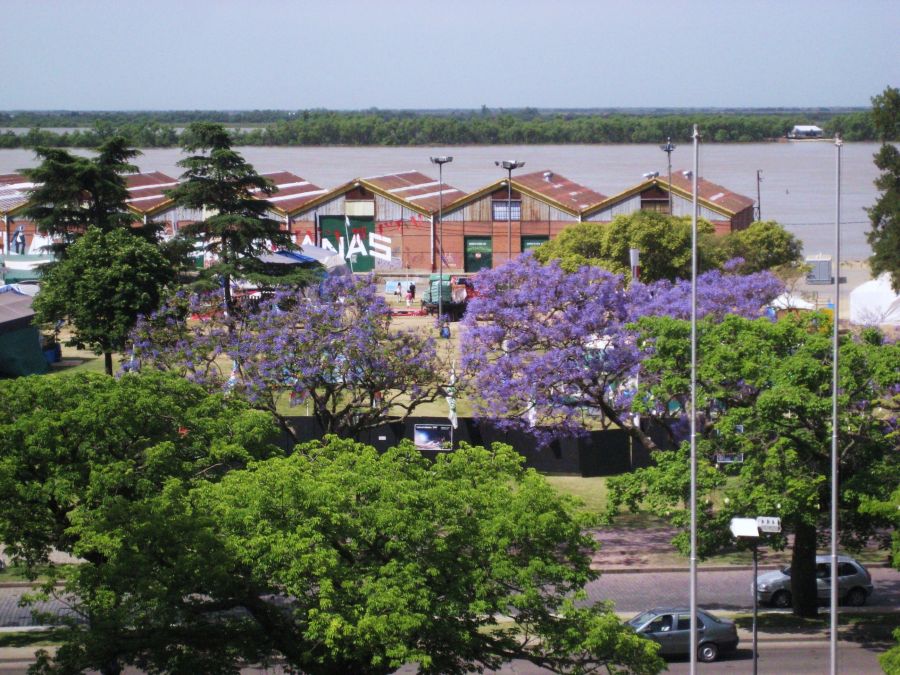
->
[[409, 281, 416, 300]]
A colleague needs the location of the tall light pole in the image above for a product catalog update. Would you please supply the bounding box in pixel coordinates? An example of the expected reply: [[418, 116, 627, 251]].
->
[[756, 169, 763, 221], [689, 125, 700, 675], [430, 155, 453, 322], [829, 134, 842, 675], [660, 137, 676, 214], [496, 160, 525, 264]]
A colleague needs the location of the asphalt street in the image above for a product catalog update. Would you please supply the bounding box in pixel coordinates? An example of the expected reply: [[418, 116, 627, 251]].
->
[[585, 566, 900, 614], [1, 567, 898, 628]]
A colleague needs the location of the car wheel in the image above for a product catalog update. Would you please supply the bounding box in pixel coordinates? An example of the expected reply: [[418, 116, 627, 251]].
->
[[698, 642, 719, 663], [772, 590, 792, 608], [845, 587, 867, 607]]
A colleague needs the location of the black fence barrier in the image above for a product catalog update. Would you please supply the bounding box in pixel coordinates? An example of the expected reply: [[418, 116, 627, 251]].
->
[[281, 416, 649, 477]]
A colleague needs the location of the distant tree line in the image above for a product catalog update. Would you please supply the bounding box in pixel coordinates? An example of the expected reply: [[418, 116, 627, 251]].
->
[[0, 108, 879, 148]]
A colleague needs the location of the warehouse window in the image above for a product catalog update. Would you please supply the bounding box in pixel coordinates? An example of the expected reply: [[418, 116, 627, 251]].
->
[[492, 200, 521, 221]]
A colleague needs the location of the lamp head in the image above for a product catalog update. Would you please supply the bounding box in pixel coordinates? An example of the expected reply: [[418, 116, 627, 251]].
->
[[430, 156, 453, 165], [497, 160, 525, 171]]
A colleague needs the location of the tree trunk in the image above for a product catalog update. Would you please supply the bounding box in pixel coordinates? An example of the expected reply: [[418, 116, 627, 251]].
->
[[791, 520, 819, 617], [104, 352, 114, 376], [99, 657, 122, 675]]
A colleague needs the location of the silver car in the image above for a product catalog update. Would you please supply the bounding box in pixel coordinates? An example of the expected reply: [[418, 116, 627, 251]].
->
[[626, 607, 739, 663], [755, 554, 873, 608]]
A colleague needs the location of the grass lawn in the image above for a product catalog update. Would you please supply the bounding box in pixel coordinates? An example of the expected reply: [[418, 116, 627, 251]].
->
[[733, 611, 900, 642], [0, 628, 69, 648], [0, 563, 74, 584]]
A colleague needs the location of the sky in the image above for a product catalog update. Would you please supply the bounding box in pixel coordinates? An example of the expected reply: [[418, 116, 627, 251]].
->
[[3, 0, 898, 111]]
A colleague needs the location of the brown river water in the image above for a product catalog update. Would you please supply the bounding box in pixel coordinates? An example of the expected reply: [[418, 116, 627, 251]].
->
[[0, 142, 884, 260]]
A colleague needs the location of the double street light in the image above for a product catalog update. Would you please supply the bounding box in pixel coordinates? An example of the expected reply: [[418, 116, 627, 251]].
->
[[430, 155, 453, 322], [495, 160, 525, 264], [660, 137, 676, 214]]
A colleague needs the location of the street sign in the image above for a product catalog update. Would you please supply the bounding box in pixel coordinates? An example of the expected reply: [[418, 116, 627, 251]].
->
[[729, 518, 759, 538], [756, 516, 781, 533]]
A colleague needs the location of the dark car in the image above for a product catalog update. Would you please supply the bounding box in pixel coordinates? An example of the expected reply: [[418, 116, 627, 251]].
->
[[626, 607, 739, 663], [755, 554, 874, 608]]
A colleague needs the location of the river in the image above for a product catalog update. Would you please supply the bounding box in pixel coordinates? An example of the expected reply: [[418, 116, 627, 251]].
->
[[0, 142, 884, 260]]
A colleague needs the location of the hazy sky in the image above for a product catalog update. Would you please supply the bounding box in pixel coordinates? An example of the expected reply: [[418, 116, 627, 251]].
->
[[4, 0, 898, 110]]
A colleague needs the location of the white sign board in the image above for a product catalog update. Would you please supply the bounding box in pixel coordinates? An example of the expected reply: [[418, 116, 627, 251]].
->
[[756, 516, 782, 533], [729, 517, 759, 538]]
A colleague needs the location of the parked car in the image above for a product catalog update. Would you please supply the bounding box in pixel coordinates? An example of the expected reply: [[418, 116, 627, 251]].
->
[[755, 554, 873, 608], [626, 607, 738, 663]]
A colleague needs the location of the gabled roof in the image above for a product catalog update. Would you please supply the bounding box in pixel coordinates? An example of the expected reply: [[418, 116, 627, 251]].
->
[[257, 171, 329, 216], [513, 170, 607, 214], [585, 171, 754, 218], [125, 172, 180, 216], [361, 170, 467, 216], [445, 169, 604, 218], [0, 174, 36, 216]]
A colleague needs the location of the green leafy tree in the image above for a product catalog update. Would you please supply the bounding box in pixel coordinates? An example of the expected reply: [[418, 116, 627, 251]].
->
[[21, 137, 156, 256], [32, 227, 173, 375], [196, 437, 663, 675], [867, 86, 900, 292], [533, 211, 718, 281], [717, 220, 804, 274], [0, 374, 663, 674], [606, 314, 899, 618], [167, 122, 297, 315], [0, 373, 281, 675]]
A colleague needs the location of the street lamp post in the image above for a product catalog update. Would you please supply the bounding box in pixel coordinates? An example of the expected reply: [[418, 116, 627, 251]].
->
[[689, 125, 700, 675], [660, 138, 676, 215], [430, 155, 453, 323], [495, 160, 525, 265], [829, 134, 842, 675], [756, 169, 763, 221]]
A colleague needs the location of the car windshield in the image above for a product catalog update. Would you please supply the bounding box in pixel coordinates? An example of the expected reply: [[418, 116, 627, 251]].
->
[[627, 611, 657, 628], [780, 566, 791, 575]]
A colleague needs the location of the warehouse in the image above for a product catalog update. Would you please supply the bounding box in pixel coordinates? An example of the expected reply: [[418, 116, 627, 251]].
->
[[435, 170, 606, 272], [585, 171, 754, 234]]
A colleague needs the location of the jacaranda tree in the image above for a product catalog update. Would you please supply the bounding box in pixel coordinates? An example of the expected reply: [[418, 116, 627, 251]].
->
[[131, 274, 452, 439], [460, 254, 784, 449]]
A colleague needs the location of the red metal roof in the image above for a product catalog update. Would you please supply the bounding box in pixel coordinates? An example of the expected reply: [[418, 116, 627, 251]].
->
[[362, 170, 466, 214], [513, 170, 607, 213], [666, 170, 754, 214], [125, 172, 179, 214], [257, 171, 329, 215], [0, 174, 35, 215]]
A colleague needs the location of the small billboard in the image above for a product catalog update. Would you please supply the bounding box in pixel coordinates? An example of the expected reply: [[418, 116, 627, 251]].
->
[[414, 424, 453, 451]]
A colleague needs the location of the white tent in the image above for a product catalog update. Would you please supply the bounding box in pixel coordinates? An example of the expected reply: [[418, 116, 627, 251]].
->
[[850, 274, 900, 326], [771, 292, 815, 310]]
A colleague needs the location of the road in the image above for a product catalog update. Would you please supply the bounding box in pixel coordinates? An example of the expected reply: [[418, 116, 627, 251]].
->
[[3, 567, 896, 628], [585, 566, 900, 613]]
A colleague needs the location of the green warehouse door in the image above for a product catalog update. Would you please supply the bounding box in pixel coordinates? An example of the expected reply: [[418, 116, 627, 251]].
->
[[465, 237, 493, 272], [319, 215, 376, 272], [521, 235, 549, 252]]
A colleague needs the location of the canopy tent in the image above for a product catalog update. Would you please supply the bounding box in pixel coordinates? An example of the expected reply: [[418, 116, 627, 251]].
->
[[0, 285, 49, 376], [850, 274, 900, 326], [771, 292, 815, 310], [293, 244, 349, 271]]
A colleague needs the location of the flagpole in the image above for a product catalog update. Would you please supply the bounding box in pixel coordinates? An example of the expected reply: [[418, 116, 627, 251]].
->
[[689, 124, 700, 675], [344, 215, 355, 274]]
